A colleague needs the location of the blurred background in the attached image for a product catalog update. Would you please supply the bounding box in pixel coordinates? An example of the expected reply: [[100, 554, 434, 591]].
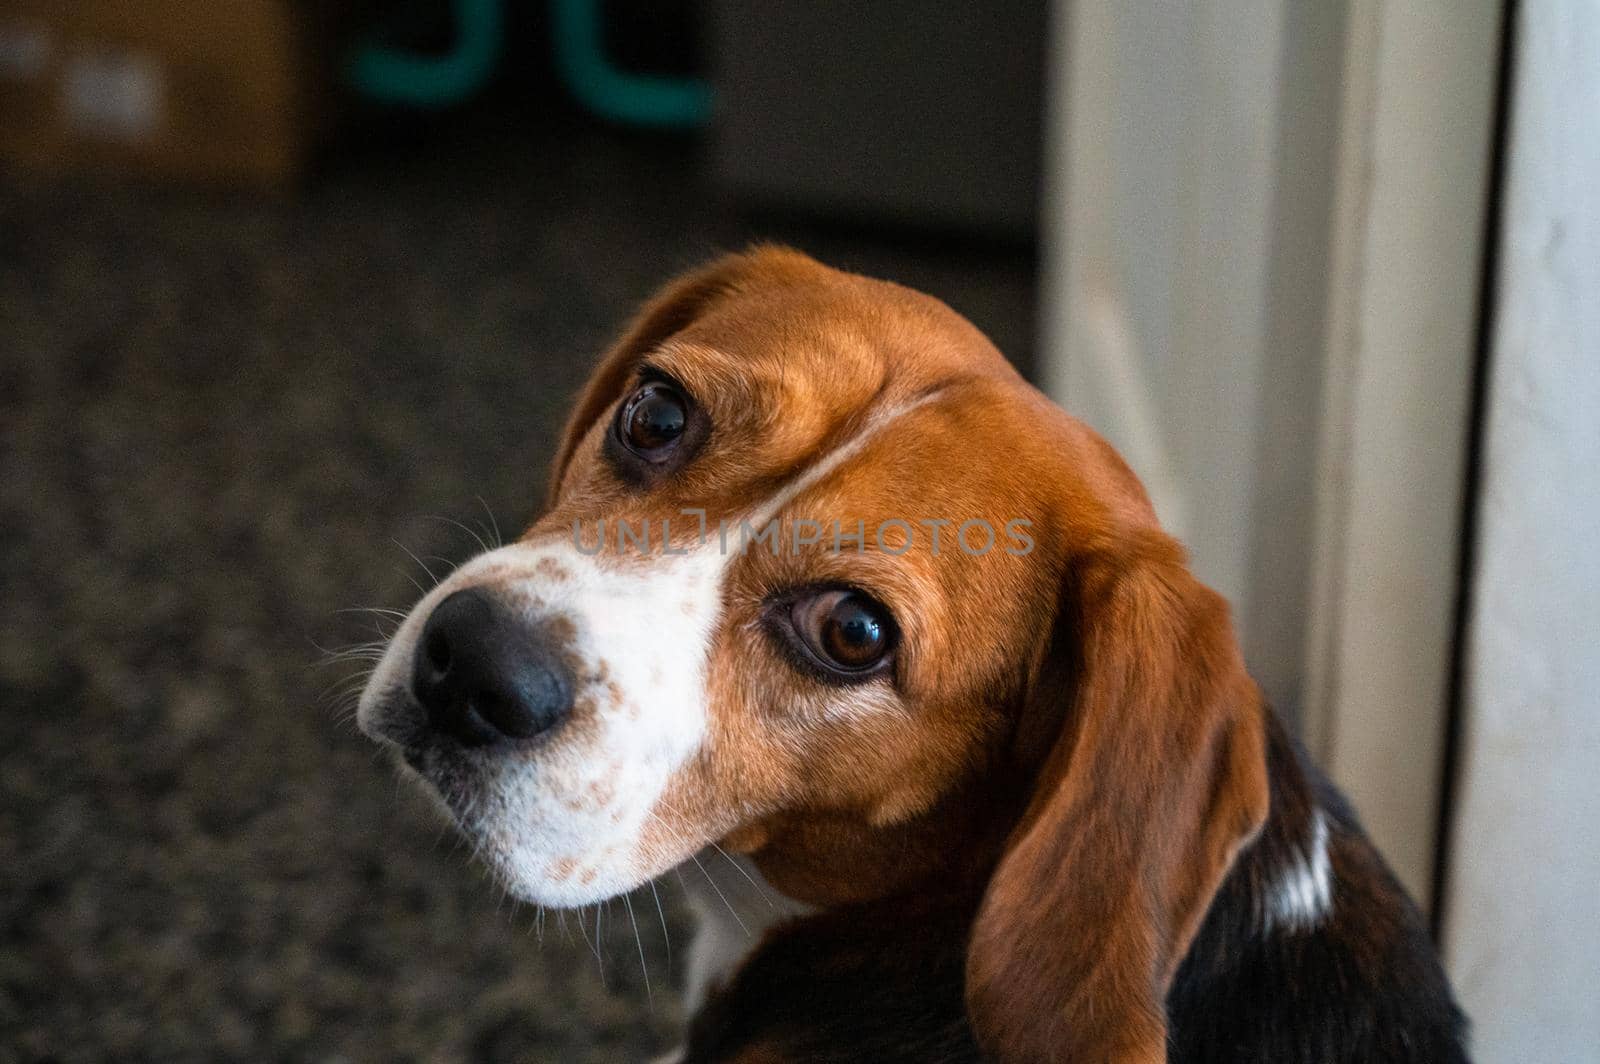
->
[[0, 2, 1593, 1062]]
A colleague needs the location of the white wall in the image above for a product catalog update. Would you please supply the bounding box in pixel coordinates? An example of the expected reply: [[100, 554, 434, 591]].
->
[[1441, 4, 1600, 1060], [1039, 1, 1354, 730], [1039, 0, 1286, 637], [1040, 0, 1499, 900]]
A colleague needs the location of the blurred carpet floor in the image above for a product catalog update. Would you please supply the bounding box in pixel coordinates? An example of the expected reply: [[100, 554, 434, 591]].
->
[[0, 116, 1034, 1063]]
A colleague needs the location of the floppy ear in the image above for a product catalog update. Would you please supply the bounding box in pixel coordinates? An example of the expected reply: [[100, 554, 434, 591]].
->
[[966, 531, 1270, 1063], [546, 246, 822, 504]]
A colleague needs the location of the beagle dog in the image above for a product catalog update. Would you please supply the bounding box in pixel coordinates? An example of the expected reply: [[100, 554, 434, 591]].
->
[[357, 248, 1469, 1062]]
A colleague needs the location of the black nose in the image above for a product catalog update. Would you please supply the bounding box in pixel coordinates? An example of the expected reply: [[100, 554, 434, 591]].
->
[[411, 588, 573, 746]]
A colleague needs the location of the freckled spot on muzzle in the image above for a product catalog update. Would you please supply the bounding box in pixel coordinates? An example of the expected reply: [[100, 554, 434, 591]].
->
[[534, 557, 572, 582], [587, 777, 617, 806], [544, 614, 578, 644]]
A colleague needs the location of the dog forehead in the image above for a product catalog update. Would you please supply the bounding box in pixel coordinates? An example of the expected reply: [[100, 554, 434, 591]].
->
[[733, 390, 1067, 620], [661, 268, 1014, 407]]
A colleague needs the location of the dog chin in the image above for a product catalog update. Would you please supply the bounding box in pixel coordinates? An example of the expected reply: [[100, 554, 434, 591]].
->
[[470, 825, 655, 909], [384, 738, 664, 909]]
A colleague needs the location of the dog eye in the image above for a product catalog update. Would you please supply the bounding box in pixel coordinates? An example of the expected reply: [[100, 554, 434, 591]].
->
[[617, 381, 689, 460], [789, 589, 896, 678]]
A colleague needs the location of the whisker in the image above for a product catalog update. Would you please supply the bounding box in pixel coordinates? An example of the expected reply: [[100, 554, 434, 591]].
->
[[391, 537, 442, 586], [334, 606, 410, 621], [421, 513, 490, 555], [326, 688, 372, 723], [313, 652, 387, 671], [691, 853, 747, 936], [309, 636, 389, 661], [477, 495, 504, 549], [395, 566, 428, 598], [644, 799, 773, 916], [623, 890, 652, 1003], [336, 659, 378, 678], [320, 676, 375, 717], [648, 878, 671, 972], [331, 676, 371, 698], [575, 904, 603, 965], [329, 677, 369, 698], [641, 810, 700, 860], [710, 843, 776, 910]]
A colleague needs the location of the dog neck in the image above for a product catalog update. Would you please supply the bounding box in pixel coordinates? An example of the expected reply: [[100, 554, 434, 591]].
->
[[675, 710, 1351, 1063]]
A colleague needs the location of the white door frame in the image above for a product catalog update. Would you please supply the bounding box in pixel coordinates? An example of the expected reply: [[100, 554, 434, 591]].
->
[[1302, 0, 1501, 906], [1440, 2, 1600, 1057]]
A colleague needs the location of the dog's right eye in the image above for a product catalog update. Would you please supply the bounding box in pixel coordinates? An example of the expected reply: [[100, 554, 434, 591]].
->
[[618, 381, 688, 460]]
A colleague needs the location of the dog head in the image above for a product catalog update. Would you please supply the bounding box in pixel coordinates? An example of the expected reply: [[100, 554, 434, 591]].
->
[[358, 247, 1268, 1060]]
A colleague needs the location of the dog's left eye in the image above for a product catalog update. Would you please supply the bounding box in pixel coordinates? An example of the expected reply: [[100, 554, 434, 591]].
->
[[617, 381, 689, 461]]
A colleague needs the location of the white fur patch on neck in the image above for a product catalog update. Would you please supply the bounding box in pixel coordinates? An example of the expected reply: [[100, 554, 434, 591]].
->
[[679, 851, 812, 1015], [1263, 808, 1333, 934]]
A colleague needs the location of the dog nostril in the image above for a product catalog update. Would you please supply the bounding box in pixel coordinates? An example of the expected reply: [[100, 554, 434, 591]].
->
[[466, 693, 517, 738], [424, 629, 451, 675]]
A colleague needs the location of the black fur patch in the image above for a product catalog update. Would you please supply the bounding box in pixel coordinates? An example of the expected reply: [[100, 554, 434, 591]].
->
[[683, 717, 1469, 1062]]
